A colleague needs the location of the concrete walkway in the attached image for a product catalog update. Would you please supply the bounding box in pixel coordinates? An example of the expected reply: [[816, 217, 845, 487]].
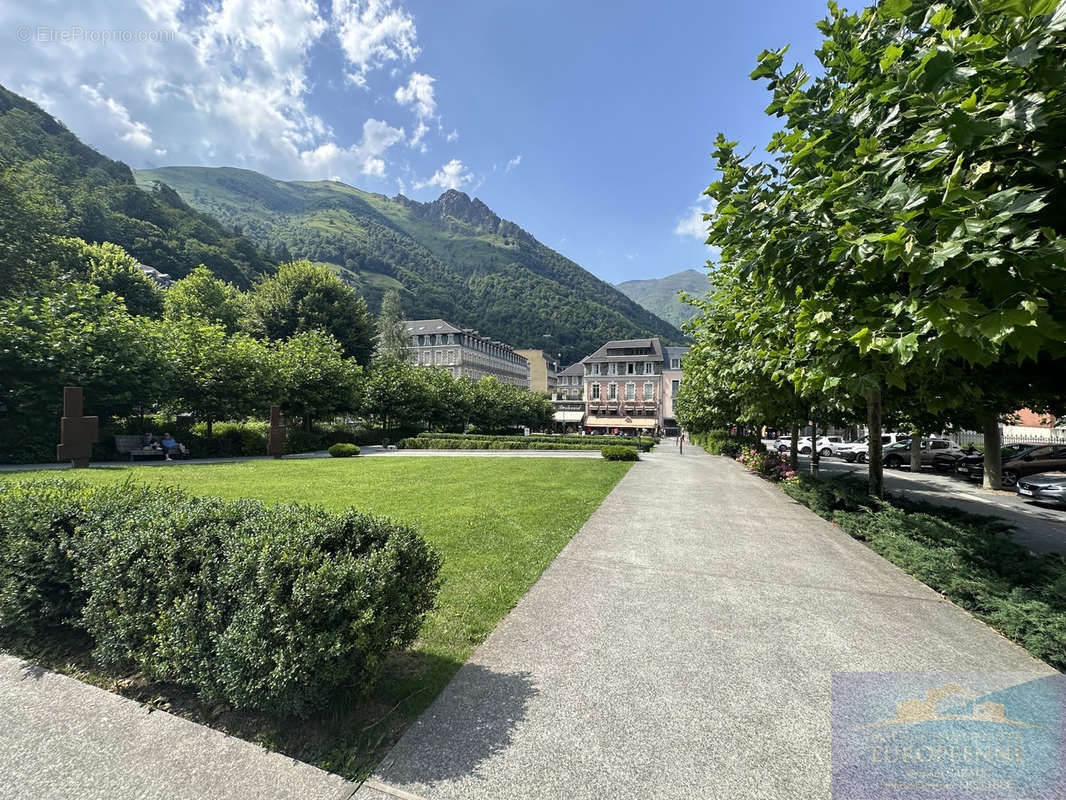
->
[[0, 655, 356, 800], [358, 446, 1054, 800]]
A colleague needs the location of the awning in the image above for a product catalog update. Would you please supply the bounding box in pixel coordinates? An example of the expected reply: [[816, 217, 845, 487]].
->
[[554, 411, 585, 423], [585, 416, 658, 429]]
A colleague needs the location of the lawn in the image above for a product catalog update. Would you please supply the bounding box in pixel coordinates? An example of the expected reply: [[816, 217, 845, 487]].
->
[[0, 456, 632, 778]]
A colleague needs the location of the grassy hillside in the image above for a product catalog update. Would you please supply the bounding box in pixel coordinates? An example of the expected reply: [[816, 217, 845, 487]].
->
[[135, 166, 683, 362], [0, 85, 274, 287], [616, 268, 708, 329]]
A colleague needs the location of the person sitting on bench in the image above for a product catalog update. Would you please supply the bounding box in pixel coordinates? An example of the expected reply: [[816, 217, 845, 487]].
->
[[160, 433, 186, 460]]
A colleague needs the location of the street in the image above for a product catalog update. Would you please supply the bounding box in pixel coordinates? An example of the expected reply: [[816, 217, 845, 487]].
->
[[777, 449, 1066, 554]]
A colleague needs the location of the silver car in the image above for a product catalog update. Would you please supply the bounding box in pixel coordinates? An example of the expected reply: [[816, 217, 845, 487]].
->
[[1017, 472, 1066, 506]]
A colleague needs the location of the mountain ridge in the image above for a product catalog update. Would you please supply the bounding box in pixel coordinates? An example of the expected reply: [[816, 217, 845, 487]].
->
[[615, 268, 707, 329], [136, 165, 684, 362]]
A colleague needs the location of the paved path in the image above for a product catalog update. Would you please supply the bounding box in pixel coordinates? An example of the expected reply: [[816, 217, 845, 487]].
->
[[0, 655, 356, 800], [358, 446, 1053, 800]]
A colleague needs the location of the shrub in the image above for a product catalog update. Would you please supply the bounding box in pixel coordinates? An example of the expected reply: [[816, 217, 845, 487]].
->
[[284, 428, 328, 454], [693, 430, 764, 458], [0, 479, 442, 716], [328, 443, 361, 458], [736, 448, 795, 482], [601, 446, 639, 461]]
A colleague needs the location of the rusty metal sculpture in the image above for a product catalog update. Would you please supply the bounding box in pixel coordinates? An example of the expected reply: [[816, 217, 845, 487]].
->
[[57, 387, 98, 468], [267, 405, 287, 459]]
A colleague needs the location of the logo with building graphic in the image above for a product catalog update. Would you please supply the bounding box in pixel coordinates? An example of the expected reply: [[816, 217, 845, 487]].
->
[[831, 673, 1065, 800]]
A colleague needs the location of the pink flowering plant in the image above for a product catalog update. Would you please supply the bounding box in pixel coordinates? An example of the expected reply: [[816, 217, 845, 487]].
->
[[736, 447, 797, 482]]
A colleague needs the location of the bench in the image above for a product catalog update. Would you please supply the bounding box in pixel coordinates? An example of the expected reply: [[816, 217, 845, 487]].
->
[[115, 435, 167, 461]]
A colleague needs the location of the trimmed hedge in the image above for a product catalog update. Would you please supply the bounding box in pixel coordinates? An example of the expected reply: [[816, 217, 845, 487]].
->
[[783, 475, 1066, 672], [328, 443, 361, 458], [691, 430, 764, 458], [0, 480, 441, 716], [601, 446, 639, 461], [415, 432, 657, 451], [400, 438, 604, 451]]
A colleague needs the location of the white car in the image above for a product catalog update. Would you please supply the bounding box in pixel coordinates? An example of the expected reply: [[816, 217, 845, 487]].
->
[[776, 436, 845, 457], [838, 433, 909, 463]]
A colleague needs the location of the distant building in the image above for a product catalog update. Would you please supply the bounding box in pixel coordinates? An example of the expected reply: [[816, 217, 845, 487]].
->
[[580, 338, 689, 435], [661, 346, 688, 436], [136, 262, 174, 287], [552, 362, 586, 433], [404, 319, 530, 388], [514, 349, 559, 394]]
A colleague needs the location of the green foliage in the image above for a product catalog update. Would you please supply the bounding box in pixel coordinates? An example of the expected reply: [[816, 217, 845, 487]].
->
[[0, 85, 274, 286], [0, 284, 164, 462], [165, 266, 246, 333], [601, 445, 639, 461], [0, 479, 442, 716], [0, 170, 62, 297], [736, 448, 795, 481], [784, 475, 1066, 670], [328, 443, 361, 457], [416, 432, 658, 450], [401, 437, 604, 451], [273, 330, 362, 429], [52, 238, 164, 317], [375, 288, 409, 362], [691, 431, 764, 458], [134, 166, 684, 363], [246, 259, 374, 363]]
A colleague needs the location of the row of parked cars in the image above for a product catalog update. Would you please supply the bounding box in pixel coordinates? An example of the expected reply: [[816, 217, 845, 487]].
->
[[768, 435, 1066, 506]]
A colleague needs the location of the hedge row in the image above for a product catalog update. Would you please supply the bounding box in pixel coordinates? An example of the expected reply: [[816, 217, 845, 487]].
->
[[416, 432, 658, 451], [400, 438, 604, 451], [690, 430, 764, 458], [0, 480, 441, 716], [601, 446, 639, 461], [783, 475, 1066, 672]]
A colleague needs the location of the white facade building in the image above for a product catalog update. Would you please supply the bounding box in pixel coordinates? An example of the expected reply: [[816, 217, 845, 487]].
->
[[404, 319, 530, 388]]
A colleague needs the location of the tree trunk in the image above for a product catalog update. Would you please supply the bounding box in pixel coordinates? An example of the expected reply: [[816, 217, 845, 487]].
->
[[982, 416, 1002, 491], [809, 419, 820, 476], [789, 420, 800, 471], [910, 430, 922, 473], [867, 387, 883, 498]]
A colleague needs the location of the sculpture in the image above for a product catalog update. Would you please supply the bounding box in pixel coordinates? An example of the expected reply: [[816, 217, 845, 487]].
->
[[56, 387, 98, 468], [267, 405, 287, 459]]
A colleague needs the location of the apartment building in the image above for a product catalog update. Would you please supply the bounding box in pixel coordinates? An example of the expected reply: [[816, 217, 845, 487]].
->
[[514, 349, 559, 394], [404, 319, 530, 388], [552, 362, 586, 432], [581, 338, 689, 434]]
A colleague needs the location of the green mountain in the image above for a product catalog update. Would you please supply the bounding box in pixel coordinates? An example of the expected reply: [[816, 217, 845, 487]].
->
[[0, 85, 274, 287], [615, 269, 708, 329], [134, 166, 684, 362]]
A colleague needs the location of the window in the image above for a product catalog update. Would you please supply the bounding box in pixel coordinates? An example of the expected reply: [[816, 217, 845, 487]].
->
[[670, 358, 680, 369], [627, 362, 635, 375], [646, 362, 655, 374], [671, 379, 680, 395], [626, 382, 635, 401], [643, 382, 654, 401], [592, 384, 601, 400], [609, 362, 618, 376], [608, 383, 617, 401]]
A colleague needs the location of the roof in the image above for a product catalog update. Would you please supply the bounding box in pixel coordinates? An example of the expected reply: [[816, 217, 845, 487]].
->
[[403, 319, 464, 335], [558, 362, 585, 377], [663, 346, 690, 365], [584, 338, 664, 362]]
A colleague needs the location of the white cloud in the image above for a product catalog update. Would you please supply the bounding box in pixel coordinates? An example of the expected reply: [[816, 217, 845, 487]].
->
[[505, 154, 522, 173], [674, 197, 717, 240], [0, 0, 433, 183], [333, 0, 419, 86], [414, 158, 474, 190], [394, 71, 440, 149], [446, 129, 459, 143]]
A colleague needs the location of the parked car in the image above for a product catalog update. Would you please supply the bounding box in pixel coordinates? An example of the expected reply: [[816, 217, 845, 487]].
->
[[882, 438, 965, 469], [838, 433, 908, 463], [952, 443, 1036, 477], [772, 436, 792, 453], [1017, 471, 1066, 506], [967, 444, 1066, 487], [783, 436, 847, 456]]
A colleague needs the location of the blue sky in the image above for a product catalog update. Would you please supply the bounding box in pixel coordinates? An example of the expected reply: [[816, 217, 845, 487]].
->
[[2, 0, 830, 284]]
